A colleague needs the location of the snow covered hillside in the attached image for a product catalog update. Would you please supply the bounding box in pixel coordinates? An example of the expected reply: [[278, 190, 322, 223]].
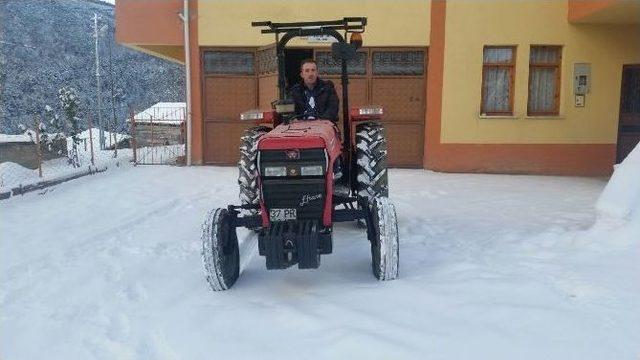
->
[[1, 165, 638, 359], [0, 0, 185, 134]]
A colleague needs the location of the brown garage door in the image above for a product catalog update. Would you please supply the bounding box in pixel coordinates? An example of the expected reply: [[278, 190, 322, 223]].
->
[[202, 50, 257, 165], [370, 50, 426, 167], [201, 47, 426, 167], [316, 50, 369, 138], [319, 48, 426, 167]]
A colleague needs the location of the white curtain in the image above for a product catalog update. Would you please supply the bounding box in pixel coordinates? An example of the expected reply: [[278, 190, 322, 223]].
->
[[483, 48, 513, 113], [483, 67, 510, 113], [528, 47, 560, 113], [530, 47, 559, 64], [484, 48, 513, 63], [528, 68, 556, 113]]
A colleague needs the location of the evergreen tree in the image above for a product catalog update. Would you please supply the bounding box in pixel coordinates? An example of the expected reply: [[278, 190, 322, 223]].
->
[[58, 86, 81, 167], [44, 104, 65, 155]]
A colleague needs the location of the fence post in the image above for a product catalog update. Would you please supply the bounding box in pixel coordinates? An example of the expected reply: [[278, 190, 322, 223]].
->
[[88, 114, 96, 167], [183, 107, 187, 163], [34, 115, 43, 178], [129, 105, 137, 165], [181, 121, 186, 165], [150, 115, 155, 164]]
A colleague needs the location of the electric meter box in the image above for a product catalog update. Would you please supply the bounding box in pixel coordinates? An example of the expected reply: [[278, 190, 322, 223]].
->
[[574, 63, 591, 95]]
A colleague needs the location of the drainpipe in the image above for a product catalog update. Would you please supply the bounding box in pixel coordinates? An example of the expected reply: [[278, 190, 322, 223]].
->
[[179, 0, 192, 166]]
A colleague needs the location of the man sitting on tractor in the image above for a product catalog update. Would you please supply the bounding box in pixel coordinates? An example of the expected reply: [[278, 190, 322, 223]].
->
[[289, 59, 339, 122]]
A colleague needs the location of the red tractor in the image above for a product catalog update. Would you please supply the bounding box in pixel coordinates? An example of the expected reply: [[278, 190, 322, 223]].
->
[[202, 18, 399, 291]]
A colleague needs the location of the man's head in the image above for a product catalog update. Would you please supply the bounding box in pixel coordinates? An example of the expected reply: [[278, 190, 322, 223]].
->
[[300, 59, 318, 88]]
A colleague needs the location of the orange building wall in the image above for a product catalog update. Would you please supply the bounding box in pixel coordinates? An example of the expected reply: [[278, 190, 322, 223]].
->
[[189, 1, 204, 164], [568, 0, 618, 22], [116, 0, 630, 175], [424, 0, 617, 176], [115, 0, 184, 46]]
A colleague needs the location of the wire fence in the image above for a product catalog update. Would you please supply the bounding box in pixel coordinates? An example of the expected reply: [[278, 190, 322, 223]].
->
[[1, 103, 186, 197]]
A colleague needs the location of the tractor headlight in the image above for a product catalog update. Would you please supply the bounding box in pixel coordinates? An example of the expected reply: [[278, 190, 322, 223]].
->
[[300, 165, 323, 176], [264, 166, 287, 177]]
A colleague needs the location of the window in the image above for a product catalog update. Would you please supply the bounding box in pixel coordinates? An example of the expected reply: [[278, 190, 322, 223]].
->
[[256, 47, 277, 75], [372, 51, 424, 75], [481, 46, 516, 116], [203, 51, 254, 75], [528, 46, 562, 116], [316, 51, 367, 75]]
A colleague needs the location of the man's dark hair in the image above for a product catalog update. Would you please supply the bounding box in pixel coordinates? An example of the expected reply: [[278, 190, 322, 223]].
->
[[300, 58, 317, 70]]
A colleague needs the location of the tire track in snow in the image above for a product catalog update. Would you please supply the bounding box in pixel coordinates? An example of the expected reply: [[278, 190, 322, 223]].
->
[[1, 189, 211, 315], [2, 186, 221, 358], [279, 293, 426, 355]]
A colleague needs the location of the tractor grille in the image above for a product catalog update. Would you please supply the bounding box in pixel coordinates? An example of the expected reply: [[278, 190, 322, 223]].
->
[[262, 178, 326, 220], [259, 149, 327, 221], [259, 148, 326, 164]]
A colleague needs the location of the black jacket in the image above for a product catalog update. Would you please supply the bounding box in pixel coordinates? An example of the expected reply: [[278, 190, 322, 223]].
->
[[289, 78, 339, 122]]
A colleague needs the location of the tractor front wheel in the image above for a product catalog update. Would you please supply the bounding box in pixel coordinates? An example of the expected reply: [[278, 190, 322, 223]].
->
[[369, 197, 399, 281], [201, 208, 240, 291]]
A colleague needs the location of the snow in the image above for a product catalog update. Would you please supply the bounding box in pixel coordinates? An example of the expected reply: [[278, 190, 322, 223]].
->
[[0, 132, 132, 192], [0, 130, 45, 144], [1, 130, 66, 144], [1, 161, 639, 358], [0, 132, 33, 143], [0, 162, 37, 188], [74, 128, 130, 147], [131, 102, 185, 125], [596, 144, 640, 222]]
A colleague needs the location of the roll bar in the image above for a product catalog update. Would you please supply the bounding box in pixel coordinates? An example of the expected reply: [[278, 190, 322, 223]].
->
[[251, 17, 368, 193]]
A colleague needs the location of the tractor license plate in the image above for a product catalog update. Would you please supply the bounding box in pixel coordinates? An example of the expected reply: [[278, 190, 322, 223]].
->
[[269, 208, 297, 221]]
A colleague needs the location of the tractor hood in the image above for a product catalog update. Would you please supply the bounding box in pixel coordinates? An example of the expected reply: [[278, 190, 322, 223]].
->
[[258, 120, 341, 157]]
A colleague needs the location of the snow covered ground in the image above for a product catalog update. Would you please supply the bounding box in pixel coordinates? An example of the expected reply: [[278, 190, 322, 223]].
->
[[1, 162, 639, 359], [0, 129, 131, 193]]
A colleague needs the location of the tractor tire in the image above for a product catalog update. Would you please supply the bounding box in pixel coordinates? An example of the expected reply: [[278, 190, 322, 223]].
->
[[370, 197, 399, 281], [355, 122, 389, 204], [238, 126, 270, 216], [202, 208, 240, 291]]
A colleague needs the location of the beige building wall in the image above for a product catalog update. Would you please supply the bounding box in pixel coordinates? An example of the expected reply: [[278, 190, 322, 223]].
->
[[440, 0, 640, 144], [198, 0, 430, 47]]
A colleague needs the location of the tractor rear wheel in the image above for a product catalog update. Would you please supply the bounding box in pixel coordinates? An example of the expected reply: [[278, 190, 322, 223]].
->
[[238, 126, 270, 216], [355, 122, 389, 203], [369, 197, 399, 281], [202, 208, 240, 291]]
